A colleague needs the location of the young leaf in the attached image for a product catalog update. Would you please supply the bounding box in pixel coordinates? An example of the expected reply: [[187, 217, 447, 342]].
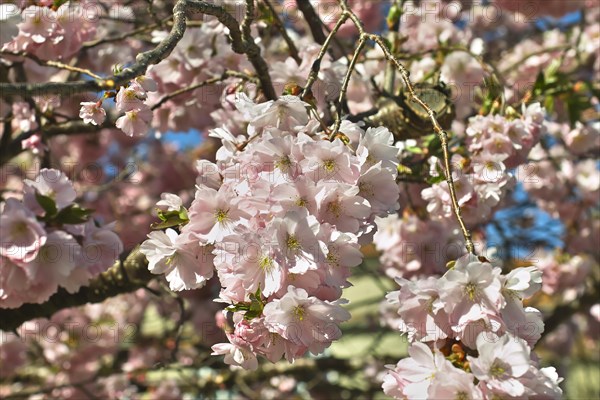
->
[[35, 193, 57, 217], [55, 204, 93, 224]]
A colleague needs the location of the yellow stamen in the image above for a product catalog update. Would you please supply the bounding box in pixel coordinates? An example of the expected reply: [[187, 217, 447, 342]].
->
[[293, 305, 305, 321], [215, 209, 228, 223], [287, 234, 300, 251], [323, 159, 336, 172]]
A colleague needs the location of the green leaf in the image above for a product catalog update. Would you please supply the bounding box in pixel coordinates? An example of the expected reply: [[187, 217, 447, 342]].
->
[[532, 71, 546, 96], [152, 207, 189, 230], [150, 219, 185, 230], [426, 175, 445, 185], [178, 207, 188, 221], [244, 287, 264, 320], [405, 146, 424, 154], [427, 134, 442, 155], [421, 133, 437, 146], [226, 287, 266, 321], [544, 96, 555, 114], [543, 59, 561, 84], [397, 164, 413, 175], [55, 204, 93, 224], [226, 304, 249, 317], [53, 0, 68, 8], [35, 193, 57, 216]]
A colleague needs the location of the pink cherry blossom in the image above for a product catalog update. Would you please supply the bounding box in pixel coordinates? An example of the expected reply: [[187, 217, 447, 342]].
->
[[271, 209, 324, 274], [301, 137, 360, 183], [115, 106, 153, 137], [140, 228, 214, 291], [315, 182, 371, 233], [468, 333, 531, 397], [24, 168, 77, 210], [79, 101, 106, 126], [80, 221, 123, 275], [0, 198, 47, 263], [18, 6, 55, 43], [263, 286, 350, 354], [211, 341, 259, 370], [388, 277, 452, 342], [382, 342, 458, 399], [20, 132, 47, 154], [115, 86, 147, 112], [439, 254, 504, 325], [186, 186, 251, 243], [215, 228, 283, 298]]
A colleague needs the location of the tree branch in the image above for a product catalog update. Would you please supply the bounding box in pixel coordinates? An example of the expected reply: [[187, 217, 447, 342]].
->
[[0, 120, 109, 165], [296, 0, 327, 45], [151, 70, 257, 110], [0, 247, 152, 332], [0, 0, 189, 99], [0, 0, 277, 101]]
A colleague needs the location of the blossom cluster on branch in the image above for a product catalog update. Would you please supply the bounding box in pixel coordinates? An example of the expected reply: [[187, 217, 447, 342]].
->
[[141, 94, 401, 368], [0, 0, 598, 398], [1, 169, 122, 307], [383, 254, 562, 399]]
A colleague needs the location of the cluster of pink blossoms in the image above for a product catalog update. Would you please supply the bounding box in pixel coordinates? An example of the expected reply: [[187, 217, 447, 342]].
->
[[79, 75, 158, 136], [141, 94, 401, 368], [147, 22, 245, 135], [466, 103, 546, 169], [374, 213, 464, 280], [422, 103, 546, 225], [0, 169, 123, 308], [383, 254, 563, 399], [373, 104, 547, 280], [2, 2, 97, 60]]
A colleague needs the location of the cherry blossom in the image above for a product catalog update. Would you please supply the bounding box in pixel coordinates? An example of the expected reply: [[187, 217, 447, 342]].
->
[[79, 101, 107, 126], [24, 168, 76, 210], [468, 333, 531, 397], [0, 169, 122, 308], [20, 132, 47, 154], [263, 286, 351, 354], [115, 107, 153, 137], [0, 198, 46, 263], [140, 228, 214, 291]]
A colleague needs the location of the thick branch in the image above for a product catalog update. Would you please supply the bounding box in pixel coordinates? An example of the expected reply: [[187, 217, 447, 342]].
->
[[0, 0, 189, 99], [1, 0, 276, 101], [0, 120, 108, 165], [0, 247, 152, 332], [237, 0, 277, 100]]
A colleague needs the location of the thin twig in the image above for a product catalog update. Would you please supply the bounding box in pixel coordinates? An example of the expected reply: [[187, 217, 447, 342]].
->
[[0, 50, 103, 80], [334, 0, 476, 255], [151, 71, 257, 110], [331, 37, 366, 138], [82, 16, 173, 49], [374, 35, 475, 254], [301, 13, 349, 99]]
